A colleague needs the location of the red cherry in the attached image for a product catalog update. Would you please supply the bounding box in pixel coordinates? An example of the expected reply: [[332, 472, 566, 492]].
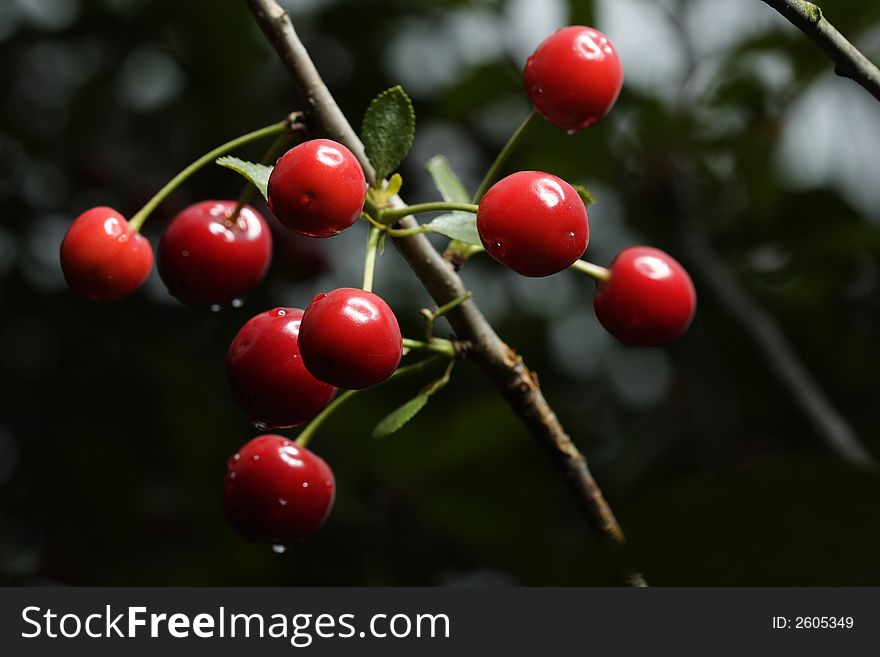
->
[[227, 308, 335, 429], [267, 139, 367, 238], [593, 246, 696, 346], [524, 26, 623, 132], [59, 206, 154, 302], [477, 171, 589, 277], [224, 434, 335, 544], [299, 288, 402, 389], [157, 200, 272, 307]]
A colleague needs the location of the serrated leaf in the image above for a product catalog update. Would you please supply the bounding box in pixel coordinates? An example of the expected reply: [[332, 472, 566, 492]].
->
[[426, 212, 481, 246], [361, 85, 415, 181], [426, 155, 470, 204], [572, 184, 597, 206], [372, 394, 428, 438], [216, 156, 273, 201]]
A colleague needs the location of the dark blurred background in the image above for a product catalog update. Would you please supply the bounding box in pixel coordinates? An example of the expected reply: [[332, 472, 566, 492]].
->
[[2, 0, 880, 586]]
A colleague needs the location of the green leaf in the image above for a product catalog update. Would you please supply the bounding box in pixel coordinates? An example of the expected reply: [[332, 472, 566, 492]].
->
[[216, 156, 273, 201], [361, 85, 415, 181], [572, 184, 597, 206], [384, 173, 403, 198], [426, 212, 481, 246], [372, 394, 429, 438], [373, 359, 455, 439], [366, 173, 404, 208], [426, 155, 469, 203]]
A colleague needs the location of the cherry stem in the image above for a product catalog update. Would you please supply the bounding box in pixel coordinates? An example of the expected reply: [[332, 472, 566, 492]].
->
[[378, 202, 478, 224], [363, 194, 381, 219], [421, 291, 473, 340], [431, 291, 473, 318], [361, 215, 429, 239], [294, 355, 445, 449], [362, 225, 382, 292], [228, 132, 294, 225], [387, 224, 429, 238], [294, 389, 358, 449], [571, 258, 612, 283], [402, 337, 456, 358], [472, 109, 541, 203], [127, 115, 299, 233], [423, 358, 455, 397]]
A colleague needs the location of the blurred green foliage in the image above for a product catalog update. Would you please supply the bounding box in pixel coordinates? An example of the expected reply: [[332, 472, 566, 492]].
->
[[1, 0, 880, 585]]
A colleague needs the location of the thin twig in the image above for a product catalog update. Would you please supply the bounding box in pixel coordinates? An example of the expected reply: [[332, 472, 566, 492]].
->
[[663, 6, 877, 470], [762, 0, 880, 103], [671, 167, 876, 471], [244, 0, 636, 570]]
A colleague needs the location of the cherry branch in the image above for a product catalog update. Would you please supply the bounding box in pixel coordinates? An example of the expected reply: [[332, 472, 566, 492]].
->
[[243, 0, 639, 577], [761, 0, 880, 103]]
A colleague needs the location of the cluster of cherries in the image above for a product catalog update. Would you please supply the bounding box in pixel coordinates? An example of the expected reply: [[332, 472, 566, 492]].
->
[[59, 26, 696, 547]]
